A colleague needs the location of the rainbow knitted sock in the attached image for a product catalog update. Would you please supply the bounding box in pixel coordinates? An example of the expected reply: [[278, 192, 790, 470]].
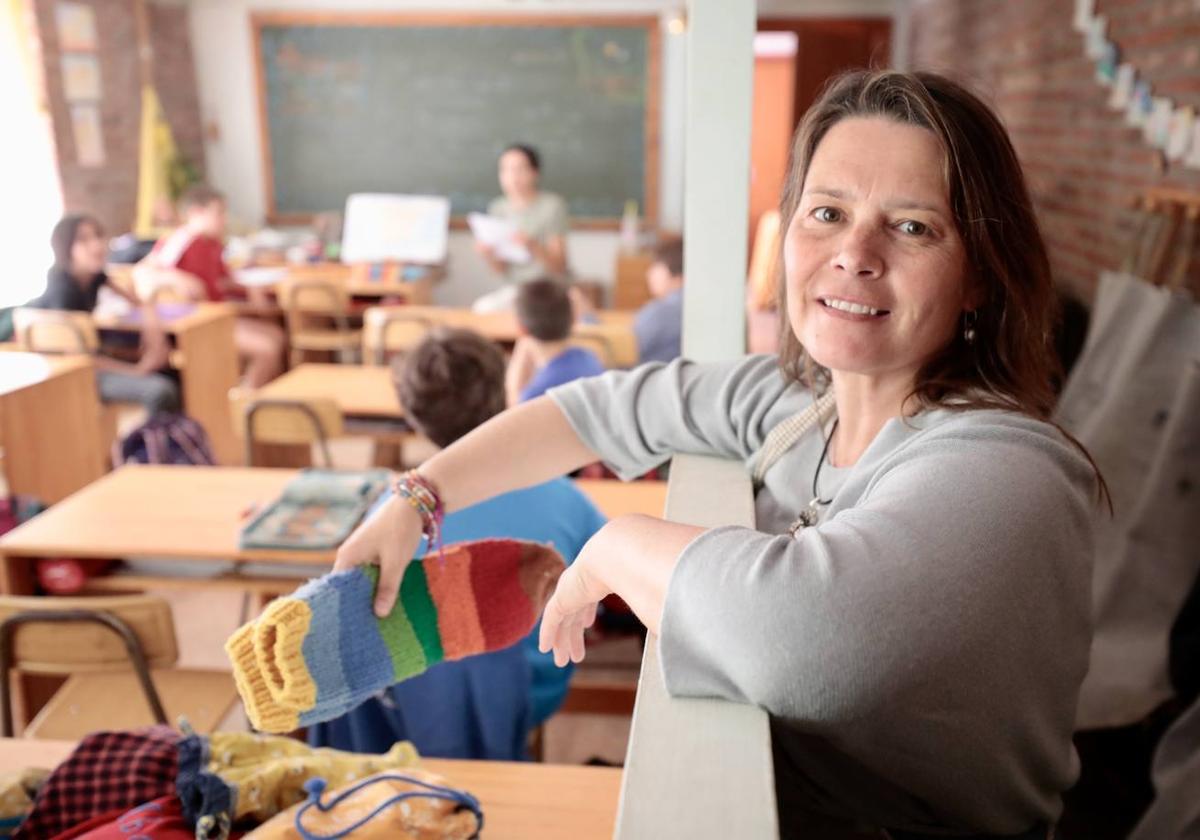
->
[[225, 538, 564, 733]]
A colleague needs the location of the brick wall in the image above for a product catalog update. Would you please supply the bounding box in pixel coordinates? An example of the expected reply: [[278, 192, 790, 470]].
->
[[907, 0, 1200, 301], [32, 0, 204, 234]]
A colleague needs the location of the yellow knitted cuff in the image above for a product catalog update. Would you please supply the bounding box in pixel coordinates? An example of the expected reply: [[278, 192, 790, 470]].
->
[[224, 623, 284, 730], [253, 597, 317, 712]]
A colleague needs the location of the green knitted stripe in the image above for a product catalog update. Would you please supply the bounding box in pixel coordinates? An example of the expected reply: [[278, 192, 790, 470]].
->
[[364, 565, 427, 681], [399, 561, 444, 666]]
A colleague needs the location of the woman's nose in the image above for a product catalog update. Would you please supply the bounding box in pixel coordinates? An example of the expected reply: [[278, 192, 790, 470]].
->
[[831, 226, 883, 279]]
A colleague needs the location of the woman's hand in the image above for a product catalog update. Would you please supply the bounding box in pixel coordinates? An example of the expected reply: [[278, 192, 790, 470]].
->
[[539, 536, 611, 667], [539, 515, 704, 667], [334, 495, 424, 616]]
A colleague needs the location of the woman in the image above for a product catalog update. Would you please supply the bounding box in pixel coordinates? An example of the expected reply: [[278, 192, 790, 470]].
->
[[472, 143, 570, 312], [33, 214, 179, 415], [337, 71, 1103, 838]]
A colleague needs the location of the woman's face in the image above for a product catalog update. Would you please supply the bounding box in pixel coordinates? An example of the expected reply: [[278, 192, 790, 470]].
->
[[784, 116, 975, 389], [498, 150, 539, 199], [70, 221, 108, 276]]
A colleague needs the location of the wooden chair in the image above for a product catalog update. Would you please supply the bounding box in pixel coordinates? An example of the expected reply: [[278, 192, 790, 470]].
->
[[232, 395, 344, 468], [13, 308, 100, 355], [278, 277, 362, 367], [362, 308, 434, 366], [568, 329, 616, 368], [0, 594, 238, 738]]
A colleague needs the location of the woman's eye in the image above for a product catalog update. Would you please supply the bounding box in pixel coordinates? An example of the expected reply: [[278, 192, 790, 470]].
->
[[813, 207, 842, 223], [898, 220, 929, 236]]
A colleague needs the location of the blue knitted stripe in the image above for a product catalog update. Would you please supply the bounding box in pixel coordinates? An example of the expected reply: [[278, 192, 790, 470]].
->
[[299, 569, 394, 717]]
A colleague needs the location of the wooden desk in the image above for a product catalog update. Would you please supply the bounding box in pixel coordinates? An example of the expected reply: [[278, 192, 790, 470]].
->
[[94, 303, 240, 465], [0, 353, 106, 503], [0, 465, 667, 596], [574, 479, 666, 519], [0, 737, 621, 840], [367, 306, 640, 368], [256, 363, 402, 420], [0, 465, 324, 597]]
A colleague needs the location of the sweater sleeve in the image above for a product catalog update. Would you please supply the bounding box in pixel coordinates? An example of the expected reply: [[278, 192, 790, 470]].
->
[[547, 354, 801, 481], [657, 415, 1096, 727]]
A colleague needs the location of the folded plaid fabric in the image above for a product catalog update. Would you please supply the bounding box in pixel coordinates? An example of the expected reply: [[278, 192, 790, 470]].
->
[[14, 726, 180, 840]]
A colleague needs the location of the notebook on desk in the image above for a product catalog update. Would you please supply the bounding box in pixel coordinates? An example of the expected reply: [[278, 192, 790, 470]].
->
[[239, 469, 391, 551]]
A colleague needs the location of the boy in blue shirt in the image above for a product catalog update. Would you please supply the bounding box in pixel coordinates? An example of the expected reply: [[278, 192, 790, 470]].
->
[[506, 278, 604, 405], [632, 238, 684, 364], [309, 328, 606, 759]]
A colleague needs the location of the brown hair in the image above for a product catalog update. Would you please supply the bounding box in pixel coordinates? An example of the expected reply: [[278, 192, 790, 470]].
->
[[392, 328, 507, 448], [50, 213, 103, 272], [652, 238, 684, 279], [179, 184, 225, 213], [777, 69, 1108, 505], [515, 278, 573, 342]]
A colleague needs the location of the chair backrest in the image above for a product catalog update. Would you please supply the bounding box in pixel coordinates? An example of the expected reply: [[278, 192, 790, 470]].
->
[[13, 308, 100, 354], [747, 209, 782, 311], [568, 329, 615, 368], [231, 395, 344, 467], [362, 307, 434, 365], [280, 277, 350, 316], [0, 594, 179, 673]]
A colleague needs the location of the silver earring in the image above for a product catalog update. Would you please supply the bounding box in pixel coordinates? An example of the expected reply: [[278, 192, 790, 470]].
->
[[963, 310, 978, 344]]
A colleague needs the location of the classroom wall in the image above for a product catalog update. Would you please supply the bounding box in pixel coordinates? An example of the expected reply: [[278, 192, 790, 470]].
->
[[187, 0, 892, 304], [904, 0, 1200, 301], [32, 0, 204, 234]]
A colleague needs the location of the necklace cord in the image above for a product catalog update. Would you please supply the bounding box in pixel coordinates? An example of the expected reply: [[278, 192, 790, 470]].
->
[[811, 419, 839, 507]]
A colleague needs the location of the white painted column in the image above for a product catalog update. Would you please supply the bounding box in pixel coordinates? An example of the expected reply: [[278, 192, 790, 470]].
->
[[681, 0, 754, 362]]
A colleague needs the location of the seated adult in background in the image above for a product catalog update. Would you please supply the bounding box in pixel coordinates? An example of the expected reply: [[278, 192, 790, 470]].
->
[[134, 185, 285, 388], [308, 328, 606, 760], [472, 144, 570, 313], [633, 238, 684, 364], [30, 214, 179, 415], [506, 278, 604, 406]]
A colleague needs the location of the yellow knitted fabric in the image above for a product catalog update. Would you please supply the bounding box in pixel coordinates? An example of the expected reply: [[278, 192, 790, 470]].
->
[[203, 733, 419, 823], [224, 622, 299, 733], [252, 598, 317, 712]]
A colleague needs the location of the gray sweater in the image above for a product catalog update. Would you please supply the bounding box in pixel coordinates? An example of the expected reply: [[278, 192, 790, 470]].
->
[[549, 355, 1096, 835]]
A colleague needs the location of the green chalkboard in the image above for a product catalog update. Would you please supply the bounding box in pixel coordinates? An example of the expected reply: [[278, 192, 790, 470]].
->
[[254, 15, 658, 223]]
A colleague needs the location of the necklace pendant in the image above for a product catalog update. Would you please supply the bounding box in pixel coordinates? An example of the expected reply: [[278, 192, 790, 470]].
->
[[787, 501, 822, 537]]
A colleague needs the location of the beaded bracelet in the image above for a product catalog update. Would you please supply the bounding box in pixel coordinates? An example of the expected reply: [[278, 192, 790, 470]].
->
[[393, 470, 445, 558]]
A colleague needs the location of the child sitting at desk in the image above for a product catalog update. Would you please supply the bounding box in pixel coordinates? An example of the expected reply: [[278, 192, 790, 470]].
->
[[134, 185, 285, 387], [30, 214, 179, 415], [308, 327, 606, 760], [632, 238, 684, 364], [505, 278, 604, 406]]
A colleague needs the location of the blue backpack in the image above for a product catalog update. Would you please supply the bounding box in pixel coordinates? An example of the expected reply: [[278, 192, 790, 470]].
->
[[114, 413, 216, 466]]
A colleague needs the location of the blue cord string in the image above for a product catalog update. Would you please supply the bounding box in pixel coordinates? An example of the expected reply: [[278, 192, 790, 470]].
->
[[294, 774, 483, 840]]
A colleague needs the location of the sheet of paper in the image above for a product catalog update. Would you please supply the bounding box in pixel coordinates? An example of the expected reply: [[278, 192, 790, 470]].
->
[[340, 193, 450, 264], [1085, 15, 1108, 60], [1095, 41, 1118, 86], [61, 54, 101, 101], [1073, 0, 1096, 32], [1109, 64, 1135, 110], [1125, 80, 1152, 128], [1185, 122, 1200, 170], [55, 1, 97, 50], [1166, 107, 1195, 162], [1144, 97, 1174, 149], [70, 104, 105, 166], [467, 212, 532, 264]]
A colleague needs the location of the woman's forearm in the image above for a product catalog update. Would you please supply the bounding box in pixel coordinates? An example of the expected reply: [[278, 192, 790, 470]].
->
[[419, 396, 597, 513]]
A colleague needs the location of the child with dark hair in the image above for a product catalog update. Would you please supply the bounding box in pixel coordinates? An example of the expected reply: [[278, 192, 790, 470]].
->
[[30, 214, 179, 415], [308, 327, 606, 760], [505, 278, 604, 405]]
